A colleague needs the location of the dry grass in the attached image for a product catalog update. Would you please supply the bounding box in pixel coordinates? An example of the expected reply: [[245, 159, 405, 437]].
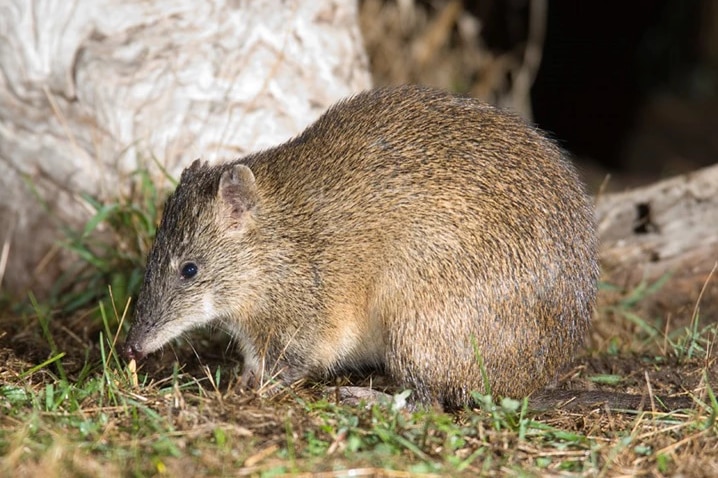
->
[[1, 270, 717, 476]]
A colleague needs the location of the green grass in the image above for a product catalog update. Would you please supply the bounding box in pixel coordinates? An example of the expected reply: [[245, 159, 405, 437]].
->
[[1, 174, 717, 477], [49, 168, 165, 317]]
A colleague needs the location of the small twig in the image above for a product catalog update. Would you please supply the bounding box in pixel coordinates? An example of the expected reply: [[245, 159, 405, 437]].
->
[[43, 85, 79, 152], [596, 173, 612, 202], [0, 231, 10, 291], [109, 287, 132, 364], [644, 371, 656, 414], [243, 443, 279, 468], [690, 262, 717, 333], [511, 0, 547, 119]]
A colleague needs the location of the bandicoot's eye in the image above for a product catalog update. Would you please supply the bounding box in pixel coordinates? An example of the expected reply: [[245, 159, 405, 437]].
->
[[180, 262, 198, 280]]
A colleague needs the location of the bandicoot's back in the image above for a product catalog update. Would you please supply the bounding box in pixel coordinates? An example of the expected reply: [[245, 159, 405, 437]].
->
[[125, 85, 598, 408]]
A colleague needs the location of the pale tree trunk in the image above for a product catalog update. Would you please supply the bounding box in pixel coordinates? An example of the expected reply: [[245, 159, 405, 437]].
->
[[0, 0, 372, 297]]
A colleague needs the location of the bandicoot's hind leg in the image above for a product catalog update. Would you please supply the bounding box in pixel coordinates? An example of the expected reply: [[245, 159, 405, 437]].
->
[[383, 298, 561, 409]]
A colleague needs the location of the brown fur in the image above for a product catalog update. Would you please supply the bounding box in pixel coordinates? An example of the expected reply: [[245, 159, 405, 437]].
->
[[124, 85, 598, 409]]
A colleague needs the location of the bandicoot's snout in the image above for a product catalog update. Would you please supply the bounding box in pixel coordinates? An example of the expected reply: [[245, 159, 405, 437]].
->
[[122, 331, 147, 362], [122, 342, 144, 362], [123, 301, 157, 362]]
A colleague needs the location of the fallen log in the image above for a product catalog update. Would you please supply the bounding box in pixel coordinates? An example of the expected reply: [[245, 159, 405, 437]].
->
[[596, 163, 718, 279], [595, 163, 718, 315]]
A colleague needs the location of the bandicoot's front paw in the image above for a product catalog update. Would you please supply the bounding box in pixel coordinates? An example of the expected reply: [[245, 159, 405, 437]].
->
[[240, 367, 260, 389], [238, 363, 295, 397]]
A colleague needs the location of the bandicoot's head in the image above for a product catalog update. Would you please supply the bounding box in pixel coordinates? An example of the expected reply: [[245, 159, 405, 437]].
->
[[123, 160, 262, 361]]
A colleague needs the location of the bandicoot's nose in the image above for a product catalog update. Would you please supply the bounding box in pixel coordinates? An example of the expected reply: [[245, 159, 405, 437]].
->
[[123, 342, 145, 362]]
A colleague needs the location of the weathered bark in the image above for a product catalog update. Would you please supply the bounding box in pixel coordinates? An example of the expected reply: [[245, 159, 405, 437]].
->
[[0, 0, 371, 297]]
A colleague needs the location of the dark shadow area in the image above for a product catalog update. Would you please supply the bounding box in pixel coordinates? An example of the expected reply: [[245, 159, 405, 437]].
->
[[532, 0, 717, 186]]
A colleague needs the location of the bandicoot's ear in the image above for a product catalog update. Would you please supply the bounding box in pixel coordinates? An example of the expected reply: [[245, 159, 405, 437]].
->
[[219, 164, 258, 223]]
